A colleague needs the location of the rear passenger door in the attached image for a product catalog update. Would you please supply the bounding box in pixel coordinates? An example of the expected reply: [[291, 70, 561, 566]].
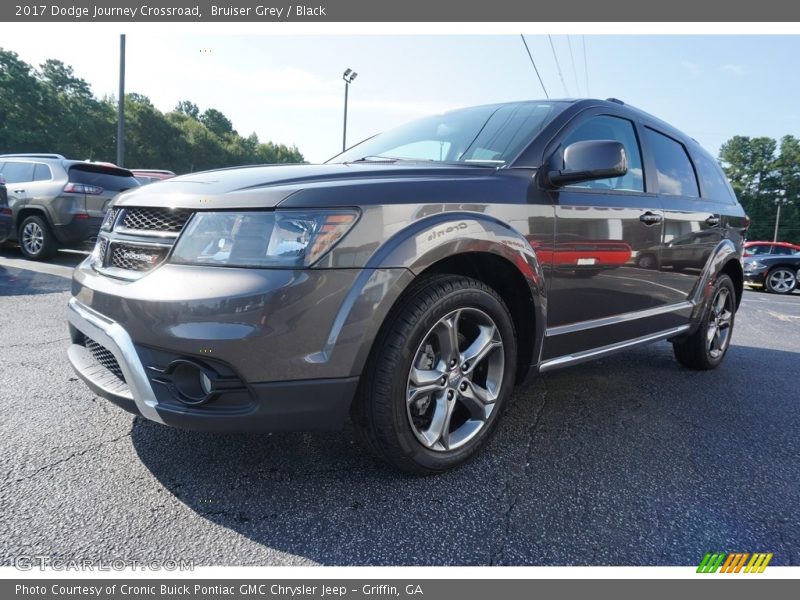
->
[[644, 127, 723, 307], [0, 161, 35, 213]]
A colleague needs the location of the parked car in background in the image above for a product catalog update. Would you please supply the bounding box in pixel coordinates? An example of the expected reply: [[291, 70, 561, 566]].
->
[[0, 154, 139, 260], [67, 99, 747, 474], [743, 240, 800, 256], [744, 252, 800, 294], [131, 169, 176, 186], [0, 173, 10, 244]]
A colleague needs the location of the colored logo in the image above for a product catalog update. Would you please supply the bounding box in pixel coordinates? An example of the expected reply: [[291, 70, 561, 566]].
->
[[697, 552, 773, 573]]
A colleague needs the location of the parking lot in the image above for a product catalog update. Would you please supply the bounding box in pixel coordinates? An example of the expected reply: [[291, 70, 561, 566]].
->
[[1, 248, 798, 566]]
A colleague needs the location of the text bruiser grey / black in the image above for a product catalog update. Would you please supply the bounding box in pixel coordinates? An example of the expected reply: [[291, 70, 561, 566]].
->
[[67, 99, 747, 473]]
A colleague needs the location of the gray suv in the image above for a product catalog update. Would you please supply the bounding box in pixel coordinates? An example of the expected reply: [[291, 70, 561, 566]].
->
[[67, 99, 747, 474], [0, 154, 139, 260]]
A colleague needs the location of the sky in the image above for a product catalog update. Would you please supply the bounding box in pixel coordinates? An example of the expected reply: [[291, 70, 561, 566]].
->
[[1, 33, 799, 163]]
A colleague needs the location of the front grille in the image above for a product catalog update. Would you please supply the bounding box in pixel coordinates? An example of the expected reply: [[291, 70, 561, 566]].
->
[[110, 243, 169, 272], [120, 208, 191, 234], [84, 337, 126, 383]]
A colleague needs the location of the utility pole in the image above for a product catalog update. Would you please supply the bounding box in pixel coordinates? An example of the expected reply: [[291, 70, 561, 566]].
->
[[117, 34, 126, 167]]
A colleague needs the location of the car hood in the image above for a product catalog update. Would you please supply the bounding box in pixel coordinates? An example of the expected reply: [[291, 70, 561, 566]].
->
[[111, 162, 505, 210]]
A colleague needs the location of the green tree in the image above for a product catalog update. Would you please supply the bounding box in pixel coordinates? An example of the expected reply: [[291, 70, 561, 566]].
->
[[0, 48, 305, 173], [719, 135, 800, 242]]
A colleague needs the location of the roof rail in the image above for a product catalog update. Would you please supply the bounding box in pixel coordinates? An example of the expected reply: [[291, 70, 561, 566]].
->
[[605, 98, 625, 105], [0, 153, 66, 160]]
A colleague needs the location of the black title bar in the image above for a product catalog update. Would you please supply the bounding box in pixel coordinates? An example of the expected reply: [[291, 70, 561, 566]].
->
[[2, 0, 800, 22]]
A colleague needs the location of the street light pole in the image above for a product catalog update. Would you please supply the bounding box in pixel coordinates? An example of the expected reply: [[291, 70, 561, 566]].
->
[[117, 34, 126, 167], [773, 189, 788, 242], [342, 68, 357, 152]]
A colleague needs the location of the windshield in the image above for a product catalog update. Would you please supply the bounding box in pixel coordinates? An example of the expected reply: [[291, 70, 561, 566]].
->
[[329, 102, 564, 166]]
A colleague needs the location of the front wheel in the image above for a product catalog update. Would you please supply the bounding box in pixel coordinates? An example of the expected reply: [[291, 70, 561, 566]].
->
[[672, 273, 736, 370], [764, 266, 797, 294], [353, 275, 517, 474]]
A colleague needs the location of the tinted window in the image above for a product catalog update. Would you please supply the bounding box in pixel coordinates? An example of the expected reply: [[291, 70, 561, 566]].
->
[[772, 246, 794, 255], [693, 151, 736, 203], [32, 163, 52, 181], [562, 115, 644, 192], [69, 165, 139, 192], [1, 162, 34, 184], [748, 245, 771, 256], [646, 129, 699, 197]]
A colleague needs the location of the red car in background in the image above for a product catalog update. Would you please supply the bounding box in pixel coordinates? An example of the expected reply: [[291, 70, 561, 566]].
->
[[744, 241, 800, 256]]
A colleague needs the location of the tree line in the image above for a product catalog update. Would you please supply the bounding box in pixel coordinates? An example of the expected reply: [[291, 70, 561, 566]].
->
[[0, 49, 304, 173], [719, 135, 800, 242]]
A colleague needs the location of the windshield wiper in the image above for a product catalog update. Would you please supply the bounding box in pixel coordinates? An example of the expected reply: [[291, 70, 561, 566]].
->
[[347, 155, 404, 163]]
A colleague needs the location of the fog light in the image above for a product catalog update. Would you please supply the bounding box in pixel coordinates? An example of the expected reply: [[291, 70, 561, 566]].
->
[[169, 360, 216, 406]]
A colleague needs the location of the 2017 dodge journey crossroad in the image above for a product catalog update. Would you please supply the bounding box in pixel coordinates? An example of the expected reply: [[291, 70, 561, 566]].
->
[[67, 99, 747, 473]]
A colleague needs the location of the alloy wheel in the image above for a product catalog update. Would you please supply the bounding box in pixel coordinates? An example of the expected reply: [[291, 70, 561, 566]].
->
[[21, 221, 44, 256], [706, 287, 733, 359], [767, 268, 796, 293], [406, 308, 505, 452]]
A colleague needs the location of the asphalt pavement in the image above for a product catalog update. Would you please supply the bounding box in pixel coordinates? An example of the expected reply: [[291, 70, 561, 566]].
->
[[0, 248, 798, 566]]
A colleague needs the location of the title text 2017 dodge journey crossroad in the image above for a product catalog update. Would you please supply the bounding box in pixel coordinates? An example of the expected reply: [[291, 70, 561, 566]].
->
[[67, 99, 747, 473]]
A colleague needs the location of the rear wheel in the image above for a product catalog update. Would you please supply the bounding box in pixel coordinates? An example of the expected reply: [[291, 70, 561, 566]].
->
[[18, 215, 57, 260], [764, 267, 796, 294], [352, 275, 517, 475], [673, 274, 735, 370]]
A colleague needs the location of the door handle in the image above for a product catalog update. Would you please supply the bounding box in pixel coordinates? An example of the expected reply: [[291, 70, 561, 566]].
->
[[705, 215, 720, 226], [13, 189, 25, 194], [639, 211, 663, 225]]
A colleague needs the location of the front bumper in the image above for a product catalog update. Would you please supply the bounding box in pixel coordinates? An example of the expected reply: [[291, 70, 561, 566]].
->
[[67, 261, 412, 431], [67, 297, 360, 431], [743, 267, 768, 286]]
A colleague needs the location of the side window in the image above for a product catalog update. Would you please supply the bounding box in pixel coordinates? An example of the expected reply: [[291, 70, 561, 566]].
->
[[772, 246, 793, 255], [693, 151, 736, 203], [561, 115, 644, 192], [749, 245, 769, 256], [32, 163, 52, 181], [1, 162, 34, 184], [646, 128, 700, 197]]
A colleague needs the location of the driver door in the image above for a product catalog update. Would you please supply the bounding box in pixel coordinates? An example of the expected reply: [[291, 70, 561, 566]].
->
[[542, 112, 666, 361]]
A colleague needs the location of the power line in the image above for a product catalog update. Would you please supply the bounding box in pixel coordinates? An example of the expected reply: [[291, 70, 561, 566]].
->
[[567, 36, 581, 96], [582, 35, 590, 96], [520, 34, 549, 99], [548, 34, 569, 96]]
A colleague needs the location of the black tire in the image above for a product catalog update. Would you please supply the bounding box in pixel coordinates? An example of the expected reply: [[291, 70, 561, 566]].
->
[[18, 215, 57, 261], [352, 274, 517, 475], [637, 253, 658, 270], [764, 266, 797, 295], [673, 273, 736, 370]]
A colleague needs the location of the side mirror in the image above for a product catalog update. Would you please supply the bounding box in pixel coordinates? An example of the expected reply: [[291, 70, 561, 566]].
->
[[546, 140, 627, 187]]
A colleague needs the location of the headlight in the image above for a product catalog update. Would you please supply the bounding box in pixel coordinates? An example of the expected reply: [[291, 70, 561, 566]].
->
[[744, 260, 766, 271], [100, 207, 119, 231], [170, 209, 359, 268]]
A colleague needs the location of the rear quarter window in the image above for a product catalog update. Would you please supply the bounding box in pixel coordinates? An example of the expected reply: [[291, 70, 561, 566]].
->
[[693, 151, 738, 204], [69, 165, 139, 192]]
